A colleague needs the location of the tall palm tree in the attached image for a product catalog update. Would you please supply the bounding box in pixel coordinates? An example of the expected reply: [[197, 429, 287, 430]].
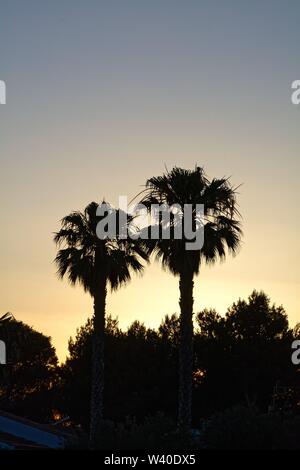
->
[[54, 201, 148, 445], [140, 166, 242, 432]]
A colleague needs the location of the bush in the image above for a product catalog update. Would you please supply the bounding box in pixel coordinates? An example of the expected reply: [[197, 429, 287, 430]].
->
[[94, 413, 185, 449], [199, 405, 300, 449]]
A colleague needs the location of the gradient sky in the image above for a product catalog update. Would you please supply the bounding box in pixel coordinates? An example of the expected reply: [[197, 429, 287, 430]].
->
[[0, 0, 299, 361]]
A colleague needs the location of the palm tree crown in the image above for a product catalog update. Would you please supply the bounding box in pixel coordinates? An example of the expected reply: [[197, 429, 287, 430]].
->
[[54, 201, 148, 293], [141, 166, 242, 274]]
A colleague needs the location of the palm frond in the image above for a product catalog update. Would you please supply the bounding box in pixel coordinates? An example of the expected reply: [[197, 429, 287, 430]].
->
[[136, 166, 242, 275], [54, 201, 149, 295]]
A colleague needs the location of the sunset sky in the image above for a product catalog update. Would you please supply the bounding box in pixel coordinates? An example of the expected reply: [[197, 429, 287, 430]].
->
[[0, 0, 299, 361]]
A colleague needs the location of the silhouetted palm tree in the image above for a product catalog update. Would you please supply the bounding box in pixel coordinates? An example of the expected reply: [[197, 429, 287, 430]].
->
[[54, 201, 148, 444], [140, 166, 242, 432], [0, 312, 14, 325]]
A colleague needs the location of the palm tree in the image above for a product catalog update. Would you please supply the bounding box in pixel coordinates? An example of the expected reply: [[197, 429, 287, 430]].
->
[[140, 166, 242, 432], [0, 312, 14, 324], [54, 201, 148, 445]]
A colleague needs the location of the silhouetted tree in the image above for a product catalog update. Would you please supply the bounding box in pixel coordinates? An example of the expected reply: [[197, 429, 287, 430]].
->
[[194, 291, 295, 416], [58, 315, 180, 429], [57, 291, 298, 437], [140, 166, 242, 431], [54, 201, 148, 444], [0, 318, 58, 422]]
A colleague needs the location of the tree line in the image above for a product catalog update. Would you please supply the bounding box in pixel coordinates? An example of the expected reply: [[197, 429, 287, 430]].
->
[[1, 290, 299, 448]]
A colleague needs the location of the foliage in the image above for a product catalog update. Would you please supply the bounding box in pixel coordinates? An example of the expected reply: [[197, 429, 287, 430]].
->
[[200, 405, 300, 449], [54, 201, 148, 295], [56, 290, 299, 432], [2, 288, 299, 448], [194, 291, 295, 417], [0, 318, 58, 422], [94, 413, 176, 449], [58, 314, 179, 430]]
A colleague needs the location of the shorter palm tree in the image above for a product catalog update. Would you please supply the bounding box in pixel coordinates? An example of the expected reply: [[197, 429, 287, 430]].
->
[[54, 201, 149, 444]]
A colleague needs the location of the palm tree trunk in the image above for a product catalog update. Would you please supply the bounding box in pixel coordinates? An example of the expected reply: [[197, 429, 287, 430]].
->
[[178, 270, 194, 432], [89, 272, 107, 446]]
